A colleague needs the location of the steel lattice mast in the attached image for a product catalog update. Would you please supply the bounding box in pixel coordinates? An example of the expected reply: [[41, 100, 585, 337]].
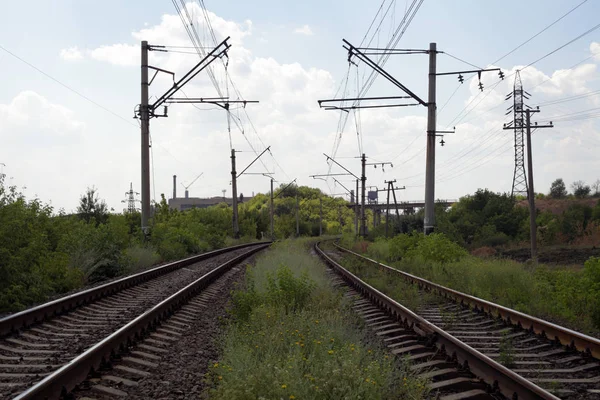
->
[[123, 182, 140, 214], [509, 71, 529, 197]]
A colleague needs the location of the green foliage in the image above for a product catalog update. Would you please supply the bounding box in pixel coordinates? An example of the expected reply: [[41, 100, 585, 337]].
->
[[372, 232, 467, 264], [77, 187, 109, 225], [549, 178, 568, 199], [436, 189, 528, 247], [498, 331, 515, 367], [0, 177, 82, 311], [388, 232, 421, 261], [265, 265, 315, 315], [561, 203, 593, 242], [123, 244, 160, 274], [408, 233, 468, 264], [351, 236, 600, 334], [572, 180, 591, 199], [211, 240, 428, 399]]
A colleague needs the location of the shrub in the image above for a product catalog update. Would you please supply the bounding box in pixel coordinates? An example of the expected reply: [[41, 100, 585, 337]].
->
[[123, 244, 160, 274], [265, 265, 315, 314], [407, 233, 468, 264], [388, 232, 421, 261]]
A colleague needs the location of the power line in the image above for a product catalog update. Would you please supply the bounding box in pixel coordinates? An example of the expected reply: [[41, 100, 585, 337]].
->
[[491, 0, 589, 65], [521, 21, 600, 72], [0, 44, 136, 128], [441, 1, 592, 130]]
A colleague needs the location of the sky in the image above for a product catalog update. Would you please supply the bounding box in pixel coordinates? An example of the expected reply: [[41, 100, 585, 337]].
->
[[1, 0, 599, 213]]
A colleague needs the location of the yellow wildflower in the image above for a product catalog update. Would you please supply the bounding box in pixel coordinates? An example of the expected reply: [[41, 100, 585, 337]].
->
[[281, 384, 287, 389]]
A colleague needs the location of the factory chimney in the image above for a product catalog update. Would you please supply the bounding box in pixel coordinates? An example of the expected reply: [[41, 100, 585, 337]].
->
[[173, 175, 177, 199]]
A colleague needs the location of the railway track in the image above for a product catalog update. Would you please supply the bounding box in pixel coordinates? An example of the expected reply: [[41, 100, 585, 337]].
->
[[0, 242, 269, 399], [317, 241, 600, 399]]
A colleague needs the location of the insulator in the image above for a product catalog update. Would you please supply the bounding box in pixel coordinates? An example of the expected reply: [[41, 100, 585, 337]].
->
[[458, 74, 464, 84], [499, 70, 505, 80]]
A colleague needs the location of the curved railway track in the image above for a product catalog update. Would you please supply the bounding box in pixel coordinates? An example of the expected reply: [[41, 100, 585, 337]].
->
[[0, 242, 270, 399], [318, 241, 600, 399]]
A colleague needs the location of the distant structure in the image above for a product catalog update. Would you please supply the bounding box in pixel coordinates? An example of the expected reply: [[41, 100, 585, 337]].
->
[[507, 71, 529, 197], [167, 179, 252, 211], [122, 182, 140, 213]]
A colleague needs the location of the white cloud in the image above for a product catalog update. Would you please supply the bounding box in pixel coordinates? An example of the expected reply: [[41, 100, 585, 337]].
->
[[294, 25, 313, 36], [591, 42, 600, 61], [59, 46, 83, 61], [89, 44, 138, 66]]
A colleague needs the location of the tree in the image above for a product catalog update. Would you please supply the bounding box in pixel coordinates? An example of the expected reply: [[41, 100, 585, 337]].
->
[[592, 179, 600, 197], [77, 187, 109, 225], [549, 178, 568, 199], [571, 180, 591, 199]]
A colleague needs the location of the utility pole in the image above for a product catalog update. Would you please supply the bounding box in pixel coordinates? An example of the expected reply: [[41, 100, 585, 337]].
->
[[140, 41, 150, 235], [231, 149, 239, 238], [355, 180, 359, 235], [323, 40, 503, 236], [270, 178, 274, 240], [137, 38, 231, 234], [385, 182, 392, 238], [319, 197, 323, 236], [504, 106, 553, 262], [507, 71, 529, 197], [296, 194, 300, 237], [525, 109, 537, 262], [232, 147, 271, 239], [361, 153, 366, 236], [424, 43, 437, 235]]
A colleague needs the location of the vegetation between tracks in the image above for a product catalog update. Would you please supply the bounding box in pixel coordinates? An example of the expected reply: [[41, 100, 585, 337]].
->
[[341, 233, 600, 336], [206, 240, 428, 400]]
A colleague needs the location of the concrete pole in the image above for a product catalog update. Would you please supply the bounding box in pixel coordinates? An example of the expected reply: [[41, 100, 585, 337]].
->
[[525, 109, 538, 262], [424, 42, 437, 235], [385, 182, 391, 238], [354, 180, 359, 235], [140, 41, 151, 235], [319, 197, 323, 236], [360, 153, 367, 236], [231, 149, 240, 238], [270, 178, 274, 240], [296, 194, 300, 237]]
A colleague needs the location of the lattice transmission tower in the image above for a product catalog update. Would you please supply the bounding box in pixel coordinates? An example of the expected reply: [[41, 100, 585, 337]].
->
[[122, 182, 140, 214], [506, 70, 530, 197]]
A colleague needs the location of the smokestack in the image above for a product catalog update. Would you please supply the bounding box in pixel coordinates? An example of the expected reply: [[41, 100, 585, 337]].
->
[[173, 175, 177, 199]]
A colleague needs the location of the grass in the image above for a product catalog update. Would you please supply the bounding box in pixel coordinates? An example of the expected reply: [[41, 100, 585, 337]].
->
[[206, 239, 429, 400], [347, 237, 600, 337]]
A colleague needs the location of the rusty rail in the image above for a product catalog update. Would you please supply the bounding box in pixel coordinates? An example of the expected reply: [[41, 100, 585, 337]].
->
[[1, 241, 270, 337], [13, 242, 269, 400], [333, 242, 600, 360], [315, 241, 558, 400]]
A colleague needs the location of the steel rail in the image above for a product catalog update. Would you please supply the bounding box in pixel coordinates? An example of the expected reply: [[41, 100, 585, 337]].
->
[[333, 242, 600, 360], [13, 243, 269, 400], [1, 241, 270, 336], [315, 242, 558, 400]]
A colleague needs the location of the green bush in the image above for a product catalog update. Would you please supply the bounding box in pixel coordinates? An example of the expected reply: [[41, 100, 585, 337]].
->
[[265, 265, 315, 315], [408, 233, 468, 264], [388, 232, 421, 261]]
